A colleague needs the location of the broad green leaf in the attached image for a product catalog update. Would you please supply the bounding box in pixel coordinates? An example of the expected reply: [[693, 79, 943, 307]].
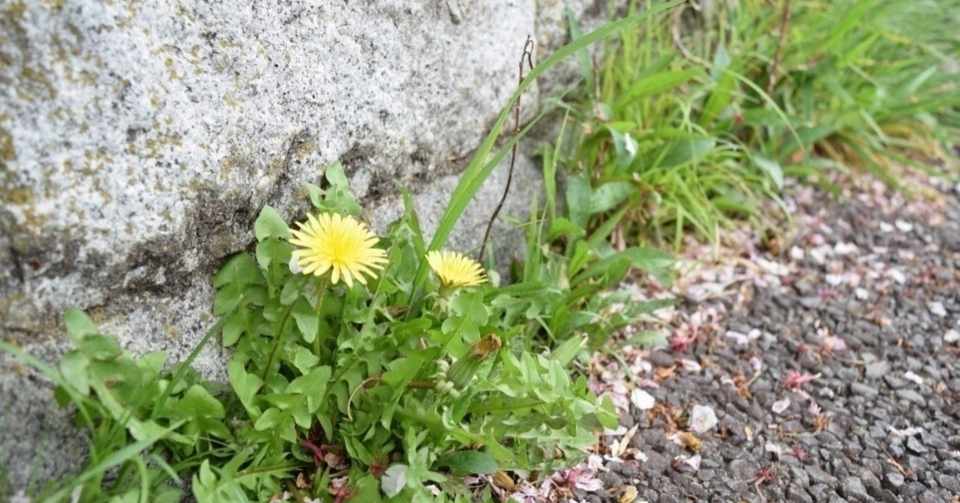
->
[[77, 334, 122, 361], [253, 408, 284, 431], [228, 357, 262, 416], [255, 239, 291, 271], [565, 174, 593, 229], [64, 309, 99, 340], [292, 346, 319, 374], [213, 253, 260, 288], [382, 355, 425, 387], [292, 299, 320, 343], [59, 351, 90, 396], [221, 310, 248, 347], [178, 385, 225, 418], [254, 206, 290, 241], [213, 283, 243, 316], [436, 450, 498, 476], [305, 182, 324, 208], [287, 366, 332, 413], [325, 162, 350, 188], [589, 181, 634, 214]]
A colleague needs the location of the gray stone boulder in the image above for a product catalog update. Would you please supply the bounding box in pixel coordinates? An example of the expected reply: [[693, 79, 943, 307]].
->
[[0, 0, 616, 493]]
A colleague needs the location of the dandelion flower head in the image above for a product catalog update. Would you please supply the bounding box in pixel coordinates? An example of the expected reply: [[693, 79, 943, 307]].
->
[[289, 213, 387, 287], [426, 250, 486, 288]]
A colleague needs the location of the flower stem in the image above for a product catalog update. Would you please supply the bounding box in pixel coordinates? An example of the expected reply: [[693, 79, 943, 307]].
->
[[262, 303, 295, 383], [314, 285, 328, 355]]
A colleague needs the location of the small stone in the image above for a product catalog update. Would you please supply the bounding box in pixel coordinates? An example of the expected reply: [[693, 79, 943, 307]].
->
[[727, 459, 755, 480], [865, 361, 890, 379], [789, 465, 810, 486], [877, 490, 899, 503], [859, 470, 881, 492], [630, 389, 656, 411], [884, 471, 905, 490], [895, 220, 914, 232], [929, 301, 947, 317], [842, 477, 870, 501], [772, 398, 791, 414], [905, 436, 928, 455], [903, 371, 924, 385], [598, 471, 623, 488], [850, 382, 879, 398], [896, 389, 925, 405], [644, 451, 670, 474], [689, 405, 718, 434], [906, 455, 927, 473], [648, 350, 674, 367], [888, 268, 907, 284], [939, 474, 960, 493], [806, 465, 836, 485], [942, 459, 960, 474], [945, 330, 960, 344], [884, 375, 908, 389], [807, 484, 831, 501], [787, 484, 813, 503]]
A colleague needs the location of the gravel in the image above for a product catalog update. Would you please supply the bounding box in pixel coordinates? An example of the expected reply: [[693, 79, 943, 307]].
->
[[609, 178, 960, 502]]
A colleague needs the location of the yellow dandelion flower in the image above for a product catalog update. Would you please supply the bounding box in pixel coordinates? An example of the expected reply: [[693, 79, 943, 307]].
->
[[426, 250, 486, 288], [289, 213, 387, 287]]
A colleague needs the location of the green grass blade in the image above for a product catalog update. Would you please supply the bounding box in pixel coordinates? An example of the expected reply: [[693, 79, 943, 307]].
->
[[425, 1, 682, 254]]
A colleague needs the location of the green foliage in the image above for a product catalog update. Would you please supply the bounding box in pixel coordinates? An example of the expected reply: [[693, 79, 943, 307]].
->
[[558, 0, 958, 246], [5, 169, 670, 501]]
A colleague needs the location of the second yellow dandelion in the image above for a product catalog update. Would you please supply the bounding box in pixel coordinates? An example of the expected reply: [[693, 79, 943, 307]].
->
[[426, 250, 486, 288]]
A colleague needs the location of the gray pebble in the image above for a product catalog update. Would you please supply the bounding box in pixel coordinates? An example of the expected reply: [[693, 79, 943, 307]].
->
[[850, 382, 879, 397], [905, 436, 928, 454], [884, 471, 905, 490], [938, 474, 960, 493], [864, 361, 890, 379], [841, 477, 870, 501], [786, 484, 813, 503], [647, 350, 675, 367], [896, 388, 926, 405], [805, 465, 837, 485]]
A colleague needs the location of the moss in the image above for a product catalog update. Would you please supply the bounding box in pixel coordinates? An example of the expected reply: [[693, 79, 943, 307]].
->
[[4, 1, 26, 22], [18, 65, 57, 101], [163, 57, 180, 81], [0, 126, 15, 163], [2, 188, 32, 205]]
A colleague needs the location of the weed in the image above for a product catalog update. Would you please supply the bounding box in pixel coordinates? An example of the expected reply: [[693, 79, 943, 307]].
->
[[557, 0, 959, 247]]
